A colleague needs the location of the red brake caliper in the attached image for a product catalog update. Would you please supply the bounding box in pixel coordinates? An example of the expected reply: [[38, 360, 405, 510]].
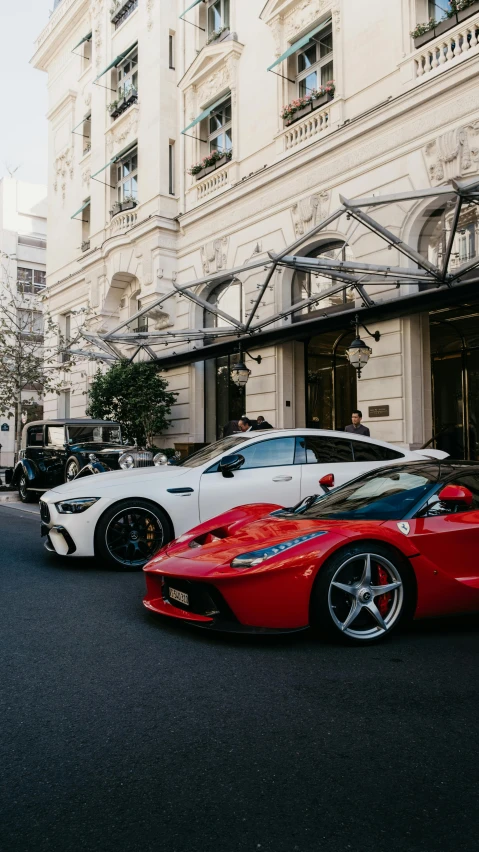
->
[[376, 564, 392, 617]]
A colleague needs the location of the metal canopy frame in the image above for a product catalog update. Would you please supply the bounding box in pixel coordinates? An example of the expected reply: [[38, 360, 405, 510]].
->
[[75, 180, 479, 365]]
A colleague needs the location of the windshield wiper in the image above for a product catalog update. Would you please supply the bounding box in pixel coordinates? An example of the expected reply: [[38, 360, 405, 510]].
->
[[276, 494, 320, 516]]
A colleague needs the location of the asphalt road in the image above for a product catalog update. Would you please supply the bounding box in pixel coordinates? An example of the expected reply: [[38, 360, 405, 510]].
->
[[1, 503, 479, 852]]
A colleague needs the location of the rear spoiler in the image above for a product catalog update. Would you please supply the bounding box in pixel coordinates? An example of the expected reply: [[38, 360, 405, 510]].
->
[[413, 449, 450, 460]]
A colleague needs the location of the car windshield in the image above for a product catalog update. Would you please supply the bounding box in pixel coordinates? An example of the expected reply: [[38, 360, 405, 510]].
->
[[276, 465, 442, 521], [67, 425, 122, 445], [178, 434, 256, 468]]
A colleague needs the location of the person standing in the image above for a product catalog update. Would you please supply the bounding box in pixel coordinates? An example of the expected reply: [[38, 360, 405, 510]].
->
[[253, 415, 274, 430], [238, 418, 253, 432], [344, 410, 370, 437], [223, 420, 240, 437]]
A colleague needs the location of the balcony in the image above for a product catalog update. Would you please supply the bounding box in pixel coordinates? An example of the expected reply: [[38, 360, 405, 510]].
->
[[110, 0, 138, 29], [108, 89, 138, 121], [412, 8, 479, 80]]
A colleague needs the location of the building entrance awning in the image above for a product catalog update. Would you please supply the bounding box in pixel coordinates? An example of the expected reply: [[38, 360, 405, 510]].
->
[[70, 179, 479, 366]]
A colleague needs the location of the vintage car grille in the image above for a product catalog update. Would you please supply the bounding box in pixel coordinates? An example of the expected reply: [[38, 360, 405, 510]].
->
[[40, 501, 50, 523], [135, 451, 154, 468]]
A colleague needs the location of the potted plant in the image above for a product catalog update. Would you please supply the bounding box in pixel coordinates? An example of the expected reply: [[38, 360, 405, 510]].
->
[[207, 26, 230, 45], [112, 196, 137, 215], [188, 149, 232, 180], [455, 0, 479, 22], [280, 82, 335, 126], [411, 18, 438, 48]]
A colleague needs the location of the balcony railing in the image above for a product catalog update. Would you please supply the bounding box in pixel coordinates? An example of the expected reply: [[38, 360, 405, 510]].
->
[[414, 10, 479, 78]]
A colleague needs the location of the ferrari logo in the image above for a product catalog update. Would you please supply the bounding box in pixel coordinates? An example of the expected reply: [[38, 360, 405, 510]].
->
[[397, 522, 410, 536]]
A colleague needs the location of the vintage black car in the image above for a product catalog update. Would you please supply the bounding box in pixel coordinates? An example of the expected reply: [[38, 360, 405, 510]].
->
[[10, 419, 159, 503]]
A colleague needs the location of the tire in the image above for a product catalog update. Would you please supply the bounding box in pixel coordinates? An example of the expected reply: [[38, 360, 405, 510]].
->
[[18, 473, 37, 503], [95, 498, 172, 571], [310, 542, 416, 645], [65, 456, 81, 482]]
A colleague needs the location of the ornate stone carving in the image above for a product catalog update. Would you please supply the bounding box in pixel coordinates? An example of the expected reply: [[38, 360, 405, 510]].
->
[[197, 65, 231, 107], [106, 106, 140, 154], [184, 87, 197, 124], [147, 0, 155, 30], [291, 192, 330, 237], [284, 0, 340, 39], [200, 237, 228, 274], [270, 15, 284, 56], [53, 147, 74, 200], [91, 0, 104, 69], [82, 167, 91, 187], [424, 123, 479, 185]]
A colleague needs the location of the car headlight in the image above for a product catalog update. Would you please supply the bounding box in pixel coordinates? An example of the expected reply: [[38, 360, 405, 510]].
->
[[119, 452, 135, 470], [230, 531, 327, 569], [55, 497, 100, 514], [153, 452, 168, 466]]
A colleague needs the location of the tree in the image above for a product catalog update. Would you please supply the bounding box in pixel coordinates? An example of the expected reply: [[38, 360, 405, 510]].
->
[[0, 254, 79, 457], [86, 361, 177, 447]]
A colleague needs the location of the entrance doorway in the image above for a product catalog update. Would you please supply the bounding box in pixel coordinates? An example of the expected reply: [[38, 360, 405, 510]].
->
[[430, 305, 479, 459], [204, 353, 245, 442], [306, 329, 357, 430]]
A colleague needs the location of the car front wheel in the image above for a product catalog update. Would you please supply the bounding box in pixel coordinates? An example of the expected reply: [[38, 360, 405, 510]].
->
[[310, 543, 415, 645], [18, 473, 36, 503], [95, 499, 172, 570], [65, 457, 81, 482]]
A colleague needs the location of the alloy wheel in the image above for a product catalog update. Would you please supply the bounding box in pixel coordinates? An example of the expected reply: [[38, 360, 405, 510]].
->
[[328, 552, 404, 641], [66, 460, 80, 481], [19, 476, 27, 499], [105, 507, 165, 567]]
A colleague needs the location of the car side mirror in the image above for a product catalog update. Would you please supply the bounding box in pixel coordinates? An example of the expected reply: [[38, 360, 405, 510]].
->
[[319, 473, 335, 493], [437, 484, 473, 508], [219, 454, 245, 478]]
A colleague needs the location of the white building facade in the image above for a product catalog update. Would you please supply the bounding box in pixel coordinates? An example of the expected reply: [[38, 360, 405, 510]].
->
[[32, 0, 479, 459], [0, 178, 47, 466]]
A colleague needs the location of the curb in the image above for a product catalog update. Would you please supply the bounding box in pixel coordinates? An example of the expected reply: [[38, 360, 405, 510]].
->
[[0, 492, 20, 503]]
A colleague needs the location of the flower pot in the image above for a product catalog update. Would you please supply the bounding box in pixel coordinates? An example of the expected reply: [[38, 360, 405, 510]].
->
[[311, 92, 334, 110], [195, 154, 230, 180], [435, 17, 456, 36], [458, 1, 479, 22], [413, 28, 437, 48]]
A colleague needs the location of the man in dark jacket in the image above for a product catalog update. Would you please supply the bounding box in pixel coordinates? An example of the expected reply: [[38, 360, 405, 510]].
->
[[344, 410, 370, 437], [253, 415, 274, 430], [223, 420, 240, 437]]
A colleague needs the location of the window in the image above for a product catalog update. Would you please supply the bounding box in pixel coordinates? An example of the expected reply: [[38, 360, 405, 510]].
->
[[27, 426, 44, 447], [422, 473, 479, 516], [428, 1, 444, 19], [62, 314, 72, 363], [117, 48, 138, 102], [17, 309, 43, 336], [67, 424, 122, 444], [419, 201, 479, 276], [17, 267, 46, 295], [61, 390, 71, 419], [82, 34, 92, 70], [352, 442, 404, 462], [47, 426, 66, 446], [169, 142, 175, 195], [458, 223, 476, 262], [292, 242, 354, 315], [296, 24, 333, 97], [205, 278, 244, 330], [207, 0, 230, 36], [133, 300, 148, 333], [208, 98, 232, 154], [116, 147, 138, 203], [169, 33, 175, 69], [298, 436, 354, 465], [238, 437, 296, 469], [112, 0, 138, 29]]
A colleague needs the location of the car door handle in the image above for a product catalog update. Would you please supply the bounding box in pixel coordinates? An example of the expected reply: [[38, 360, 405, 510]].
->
[[272, 476, 293, 482], [166, 487, 194, 494]]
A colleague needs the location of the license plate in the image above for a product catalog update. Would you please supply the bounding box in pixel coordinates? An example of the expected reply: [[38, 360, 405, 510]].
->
[[169, 587, 189, 606]]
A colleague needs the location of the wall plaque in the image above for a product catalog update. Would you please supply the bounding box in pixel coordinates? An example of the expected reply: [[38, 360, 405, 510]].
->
[[368, 405, 390, 418], [1, 423, 9, 431]]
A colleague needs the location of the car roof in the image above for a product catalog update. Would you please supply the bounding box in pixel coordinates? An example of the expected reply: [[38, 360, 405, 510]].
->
[[224, 428, 412, 450], [24, 419, 120, 428]]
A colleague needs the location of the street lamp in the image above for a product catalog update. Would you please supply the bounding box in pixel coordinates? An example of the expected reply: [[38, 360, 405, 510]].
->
[[346, 314, 381, 378], [230, 345, 262, 387]]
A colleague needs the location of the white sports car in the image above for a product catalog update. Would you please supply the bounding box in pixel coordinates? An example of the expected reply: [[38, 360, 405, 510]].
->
[[39, 429, 447, 569]]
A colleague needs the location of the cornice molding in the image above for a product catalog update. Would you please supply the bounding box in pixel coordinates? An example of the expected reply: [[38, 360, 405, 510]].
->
[[31, 0, 90, 71], [179, 39, 244, 97]]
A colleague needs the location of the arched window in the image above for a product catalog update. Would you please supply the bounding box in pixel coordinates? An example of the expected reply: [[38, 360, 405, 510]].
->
[[204, 279, 246, 442], [291, 241, 354, 318], [418, 200, 479, 279], [204, 278, 245, 330]]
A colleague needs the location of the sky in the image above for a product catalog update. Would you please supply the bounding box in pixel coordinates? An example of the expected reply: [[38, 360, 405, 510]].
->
[[0, 0, 52, 187]]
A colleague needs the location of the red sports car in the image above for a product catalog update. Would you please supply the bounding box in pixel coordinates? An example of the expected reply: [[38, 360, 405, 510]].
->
[[143, 460, 479, 644]]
